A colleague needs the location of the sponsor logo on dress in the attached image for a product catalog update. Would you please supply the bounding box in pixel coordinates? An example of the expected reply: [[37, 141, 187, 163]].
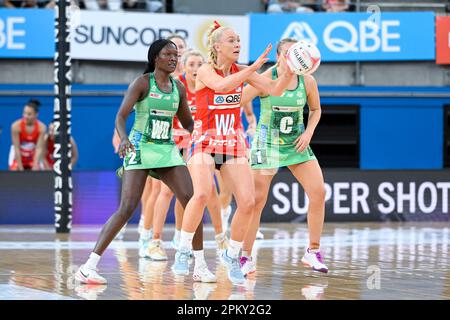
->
[[150, 92, 162, 99], [213, 94, 241, 105]]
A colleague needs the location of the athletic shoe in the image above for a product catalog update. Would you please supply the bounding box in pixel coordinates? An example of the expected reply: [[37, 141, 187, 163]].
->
[[240, 256, 256, 276], [301, 248, 328, 273], [147, 239, 168, 261], [171, 248, 191, 275], [220, 249, 245, 285], [193, 263, 217, 283], [215, 233, 229, 253], [255, 229, 264, 240], [221, 206, 232, 234], [75, 264, 107, 285]]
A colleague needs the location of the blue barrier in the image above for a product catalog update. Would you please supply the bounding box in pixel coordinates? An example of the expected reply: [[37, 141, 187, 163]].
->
[[1, 85, 449, 170]]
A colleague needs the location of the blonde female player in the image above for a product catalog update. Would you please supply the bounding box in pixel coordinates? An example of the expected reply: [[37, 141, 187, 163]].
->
[[147, 50, 228, 263], [218, 102, 265, 241], [240, 38, 328, 276], [137, 34, 188, 256], [172, 21, 295, 284]]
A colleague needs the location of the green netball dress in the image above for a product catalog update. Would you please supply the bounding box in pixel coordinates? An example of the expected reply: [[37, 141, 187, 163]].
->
[[250, 68, 316, 169], [122, 73, 185, 179]]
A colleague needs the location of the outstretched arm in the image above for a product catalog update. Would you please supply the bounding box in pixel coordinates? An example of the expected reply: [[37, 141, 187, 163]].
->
[[244, 55, 295, 96], [196, 44, 272, 92]]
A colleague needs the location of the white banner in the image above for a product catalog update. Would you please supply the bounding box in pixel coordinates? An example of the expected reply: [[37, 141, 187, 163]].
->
[[70, 11, 249, 63]]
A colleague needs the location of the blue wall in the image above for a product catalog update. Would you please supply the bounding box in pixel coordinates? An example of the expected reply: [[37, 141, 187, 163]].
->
[[1, 85, 449, 170], [360, 99, 443, 169]]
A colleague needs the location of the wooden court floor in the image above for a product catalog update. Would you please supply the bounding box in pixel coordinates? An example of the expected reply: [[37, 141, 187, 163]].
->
[[0, 222, 449, 300]]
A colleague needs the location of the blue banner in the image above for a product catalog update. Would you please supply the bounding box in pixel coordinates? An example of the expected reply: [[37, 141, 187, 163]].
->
[[0, 9, 54, 58], [250, 12, 435, 62]]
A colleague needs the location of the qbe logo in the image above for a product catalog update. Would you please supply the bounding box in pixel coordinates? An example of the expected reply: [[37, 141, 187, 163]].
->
[[215, 96, 225, 104], [281, 18, 401, 54], [214, 94, 241, 105], [281, 22, 318, 45]]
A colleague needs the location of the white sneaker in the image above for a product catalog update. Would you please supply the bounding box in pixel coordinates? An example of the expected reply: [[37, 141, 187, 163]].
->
[[301, 248, 328, 273], [240, 256, 256, 276], [221, 206, 232, 234], [114, 224, 127, 240], [147, 239, 168, 261], [193, 264, 217, 283], [75, 264, 107, 285], [255, 229, 264, 240]]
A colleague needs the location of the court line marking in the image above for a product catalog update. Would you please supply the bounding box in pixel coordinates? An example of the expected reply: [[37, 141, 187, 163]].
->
[[0, 235, 449, 250]]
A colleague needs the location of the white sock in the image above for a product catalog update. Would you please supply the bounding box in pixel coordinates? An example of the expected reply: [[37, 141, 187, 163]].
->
[[193, 250, 206, 268], [140, 228, 152, 240], [227, 239, 242, 259], [179, 230, 194, 251], [174, 229, 181, 241], [308, 247, 320, 253], [242, 250, 251, 258], [85, 252, 101, 270]]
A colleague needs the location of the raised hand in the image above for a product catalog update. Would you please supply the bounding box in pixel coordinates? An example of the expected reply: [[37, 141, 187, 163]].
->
[[250, 44, 272, 72]]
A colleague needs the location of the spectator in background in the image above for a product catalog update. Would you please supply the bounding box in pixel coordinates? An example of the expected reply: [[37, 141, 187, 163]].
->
[[9, 99, 46, 171], [43, 121, 79, 170], [3, 0, 55, 8], [267, 0, 315, 13], [322, 0, 351, 12]]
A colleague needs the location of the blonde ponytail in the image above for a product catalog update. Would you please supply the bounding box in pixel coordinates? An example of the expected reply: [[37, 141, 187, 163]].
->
[[206, 21, 231, 69]]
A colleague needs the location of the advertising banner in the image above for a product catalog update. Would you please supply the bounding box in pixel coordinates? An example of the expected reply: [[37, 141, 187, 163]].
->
[[0, 9, 54, 58], [250, 12, 435, 62], [71, 11, 250, 63], [436, 16, 450, 65], [263, 169, 450, 222]]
